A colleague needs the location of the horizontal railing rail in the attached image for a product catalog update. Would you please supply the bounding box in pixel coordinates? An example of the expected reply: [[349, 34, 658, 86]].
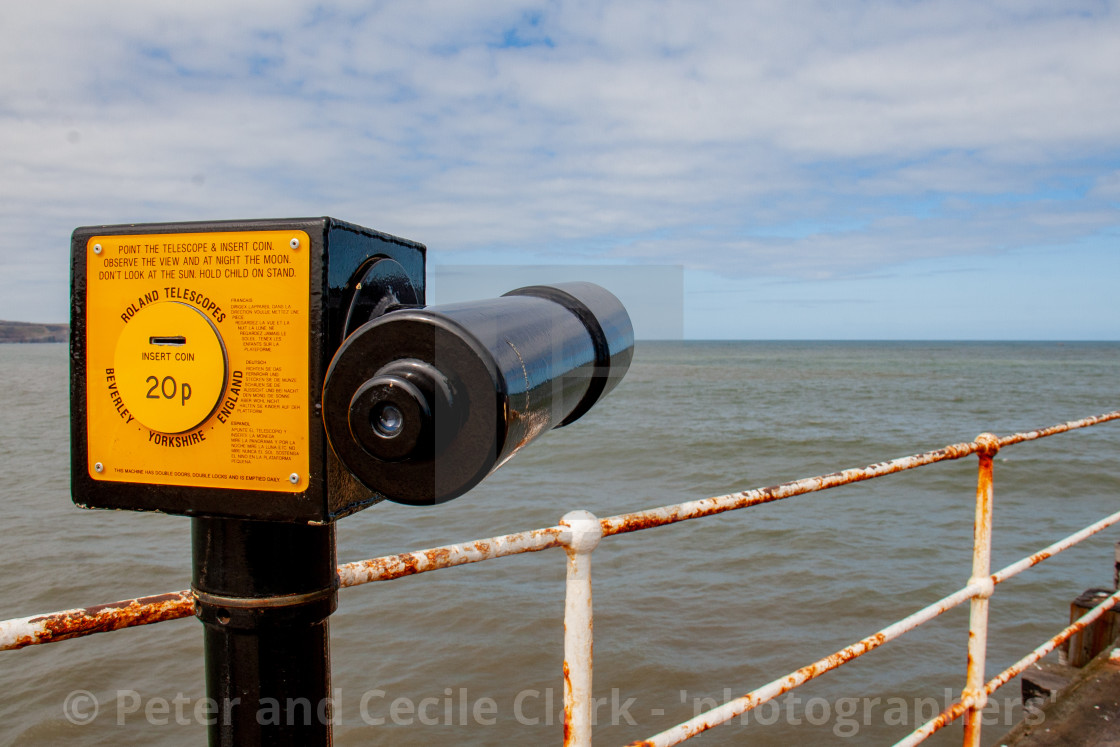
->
[[3, 409, 1119, 746]]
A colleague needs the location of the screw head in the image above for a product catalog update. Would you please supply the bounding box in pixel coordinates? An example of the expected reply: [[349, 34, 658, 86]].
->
[[93, 244, 102, 255], [289, 237, 300, 250], [94, 462, 104, 473], [289, 472, 300, 484]]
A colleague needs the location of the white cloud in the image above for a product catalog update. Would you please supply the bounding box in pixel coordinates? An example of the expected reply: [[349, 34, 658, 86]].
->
[[0, 1, 1117, 326]]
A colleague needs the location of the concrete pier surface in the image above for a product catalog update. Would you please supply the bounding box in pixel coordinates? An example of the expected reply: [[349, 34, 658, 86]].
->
[[995, 641, 1120, 746]]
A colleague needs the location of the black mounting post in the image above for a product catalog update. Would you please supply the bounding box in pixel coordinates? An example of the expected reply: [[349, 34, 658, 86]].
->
[[192, 517, 338, 746]]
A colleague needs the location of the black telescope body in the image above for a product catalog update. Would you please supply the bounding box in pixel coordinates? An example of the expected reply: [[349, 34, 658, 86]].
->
[[323, 281, 634, 505]]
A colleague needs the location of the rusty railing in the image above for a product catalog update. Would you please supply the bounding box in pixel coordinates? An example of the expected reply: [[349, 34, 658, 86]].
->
[[3, 410, 1119, 746]]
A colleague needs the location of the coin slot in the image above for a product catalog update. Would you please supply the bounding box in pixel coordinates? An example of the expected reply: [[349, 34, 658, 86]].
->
[[114, 301, 228, 434]]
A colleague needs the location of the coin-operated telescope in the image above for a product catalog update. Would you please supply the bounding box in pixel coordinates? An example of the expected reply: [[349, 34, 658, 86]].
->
[[323, 280, 632, 506], [69, 217, 632, 745]]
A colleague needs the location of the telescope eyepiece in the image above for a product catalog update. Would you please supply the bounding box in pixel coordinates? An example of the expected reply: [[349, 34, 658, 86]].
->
[[348, 374, 429, 462], [373, 403, 404, 439], [346, 359, 458, 463]]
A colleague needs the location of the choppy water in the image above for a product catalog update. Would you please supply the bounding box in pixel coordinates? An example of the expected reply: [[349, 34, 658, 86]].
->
[[1, 341, 1118, 745]]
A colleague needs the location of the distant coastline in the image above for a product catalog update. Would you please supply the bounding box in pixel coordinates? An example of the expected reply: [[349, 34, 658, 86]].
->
[[0, 320, 69, 343]]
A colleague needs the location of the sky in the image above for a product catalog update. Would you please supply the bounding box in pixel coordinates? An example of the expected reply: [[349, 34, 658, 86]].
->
[[2, 0, 1118, 338]]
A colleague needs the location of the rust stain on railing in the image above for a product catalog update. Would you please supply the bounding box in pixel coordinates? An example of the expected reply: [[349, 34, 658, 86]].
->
[[961, 433, 998, 747], [991, 509, 1120, 586], [599, 441, 983, 538], [0, 591, 193, 651], [626, 629, 891, 747], [624, 580, 986, 747], [336, 526, 566, 586], [899, 589, 1120, 746], [998, 410, 1120, 448], [601, 410, 1120, 540]]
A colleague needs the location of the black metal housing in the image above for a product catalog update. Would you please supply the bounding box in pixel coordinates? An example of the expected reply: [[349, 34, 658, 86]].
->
[[70, 217, 426, 524]]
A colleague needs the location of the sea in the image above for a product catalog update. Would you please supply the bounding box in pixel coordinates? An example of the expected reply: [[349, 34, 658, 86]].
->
[[1, 341, 1118, 746]]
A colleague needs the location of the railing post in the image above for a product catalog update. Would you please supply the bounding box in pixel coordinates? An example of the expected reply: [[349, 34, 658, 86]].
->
[[963, 433, 1000, 747], [560, 510, 602, 747]]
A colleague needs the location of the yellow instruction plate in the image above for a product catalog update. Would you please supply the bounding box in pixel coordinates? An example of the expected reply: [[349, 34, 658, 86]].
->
[[85, 230, 311, 492]]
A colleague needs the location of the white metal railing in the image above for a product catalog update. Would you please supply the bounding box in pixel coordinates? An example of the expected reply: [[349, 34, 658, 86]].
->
[[3, 410, 1119, 746]]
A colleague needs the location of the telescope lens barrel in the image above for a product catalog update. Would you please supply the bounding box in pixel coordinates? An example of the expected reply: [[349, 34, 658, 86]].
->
[[323, 282, 633, 505]]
